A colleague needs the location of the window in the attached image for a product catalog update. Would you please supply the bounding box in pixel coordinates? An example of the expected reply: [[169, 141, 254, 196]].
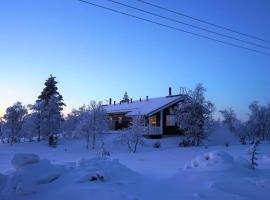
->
[[149, 116, 157, 126], [166, 115, 176, 126]]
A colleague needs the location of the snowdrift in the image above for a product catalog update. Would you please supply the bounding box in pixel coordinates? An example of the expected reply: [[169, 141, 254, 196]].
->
[[183, 150, 249, 171], [0, 154, 142, 200]]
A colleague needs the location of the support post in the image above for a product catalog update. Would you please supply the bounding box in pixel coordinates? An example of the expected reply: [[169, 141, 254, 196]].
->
[[160, 110, 163, 135]]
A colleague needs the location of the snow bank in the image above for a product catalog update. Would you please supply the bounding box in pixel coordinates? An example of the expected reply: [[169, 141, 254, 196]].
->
[[1, 154, 65, 198], [0, 154, 142, 200], [76, 158, 140, 184], [183, 151, 244, 171]]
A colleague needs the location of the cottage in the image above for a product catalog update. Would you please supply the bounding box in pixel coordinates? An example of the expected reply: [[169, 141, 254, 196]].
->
[[103, 88, 186, 137]]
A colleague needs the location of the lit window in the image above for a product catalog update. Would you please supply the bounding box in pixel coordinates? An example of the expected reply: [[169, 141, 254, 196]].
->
[[149, 116, 157, 126]]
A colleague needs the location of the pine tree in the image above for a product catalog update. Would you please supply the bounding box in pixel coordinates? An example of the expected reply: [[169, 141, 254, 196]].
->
[[37, 75, 65, 109], [121, 91, 129, 103], [35, 75, 65, 146]]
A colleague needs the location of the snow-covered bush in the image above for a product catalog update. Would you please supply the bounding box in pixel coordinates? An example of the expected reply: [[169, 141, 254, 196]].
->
[[120, 115, 146, 153]]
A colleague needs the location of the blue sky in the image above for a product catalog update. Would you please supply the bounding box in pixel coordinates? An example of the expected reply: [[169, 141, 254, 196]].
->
[[0, 0, 270, 120]]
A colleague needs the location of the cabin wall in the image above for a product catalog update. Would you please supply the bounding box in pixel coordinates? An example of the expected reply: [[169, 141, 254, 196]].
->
[[162, 107, 183, 135]]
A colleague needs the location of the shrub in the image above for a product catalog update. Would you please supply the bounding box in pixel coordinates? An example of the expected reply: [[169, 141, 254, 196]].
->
[[153, 141, 161, 148]]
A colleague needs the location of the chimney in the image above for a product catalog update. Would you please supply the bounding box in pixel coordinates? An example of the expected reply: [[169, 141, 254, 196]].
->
[[114, 101, 116, 105], [168, 87, 172, 96], [146, 96, 148, 101], [131, 98, 133, 103], [139, 98, 141, 102], [109, 98, 112, 105]]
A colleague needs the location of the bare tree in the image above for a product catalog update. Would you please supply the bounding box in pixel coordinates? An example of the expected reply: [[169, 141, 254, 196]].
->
[[121, 115, 146, 153], [76, 101, 109, 150]]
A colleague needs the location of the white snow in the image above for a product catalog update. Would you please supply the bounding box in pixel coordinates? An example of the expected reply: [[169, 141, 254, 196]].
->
[[0, 134, 270, 200]]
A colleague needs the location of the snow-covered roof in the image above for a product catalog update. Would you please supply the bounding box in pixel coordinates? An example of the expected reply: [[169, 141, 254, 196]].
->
[[103, 95, 184, 116]]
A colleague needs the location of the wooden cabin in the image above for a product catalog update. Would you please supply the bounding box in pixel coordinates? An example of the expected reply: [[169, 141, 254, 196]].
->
[[103, 88, 186, 137]]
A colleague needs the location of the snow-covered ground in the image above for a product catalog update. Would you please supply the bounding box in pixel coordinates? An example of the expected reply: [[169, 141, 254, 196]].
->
[[0, 134, 270, 200]]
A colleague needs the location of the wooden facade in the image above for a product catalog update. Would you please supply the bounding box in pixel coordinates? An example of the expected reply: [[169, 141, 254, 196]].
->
[[105, 95, 184, 137]]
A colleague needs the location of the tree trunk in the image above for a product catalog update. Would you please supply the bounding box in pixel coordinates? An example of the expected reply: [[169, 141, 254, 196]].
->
[[86, 134, 90, 149], [92, 132, 96, 150]]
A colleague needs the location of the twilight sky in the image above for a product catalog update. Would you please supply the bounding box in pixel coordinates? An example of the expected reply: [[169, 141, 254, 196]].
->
[[0, 0, 270, 120]]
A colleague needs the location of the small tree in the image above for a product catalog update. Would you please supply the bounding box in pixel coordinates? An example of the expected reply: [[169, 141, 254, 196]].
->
[[249, 139, 259, 170], [76, 101, 108, 150], [122, 115, 146, 153], [174, 84, 214, 146]]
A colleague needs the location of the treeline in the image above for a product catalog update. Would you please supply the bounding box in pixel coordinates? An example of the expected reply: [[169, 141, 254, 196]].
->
[[0, 76, 270, 149]]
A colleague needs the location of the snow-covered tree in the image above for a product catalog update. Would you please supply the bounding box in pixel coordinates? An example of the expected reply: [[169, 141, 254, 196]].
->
[[246, 102, 270, 141], [121, 115, 146, 153], [75, 101, 109, 150], [35, 75, 65, 146], [220, 108, 238, 133], [20, 112, 40, 142], [121, 91, 129, 103], [174, 84, 215, 146], [3, 102, 28, 145], [62, 108, 81, 138], [249, 139, 259, 170], [29, 101, 44, 141]]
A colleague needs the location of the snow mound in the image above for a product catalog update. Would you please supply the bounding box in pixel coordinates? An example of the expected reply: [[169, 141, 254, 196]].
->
[[1, 155, 65, 197], [76, 158, 140, 184], [183, 151, 235, 171], [11, 153, 40, 169]]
